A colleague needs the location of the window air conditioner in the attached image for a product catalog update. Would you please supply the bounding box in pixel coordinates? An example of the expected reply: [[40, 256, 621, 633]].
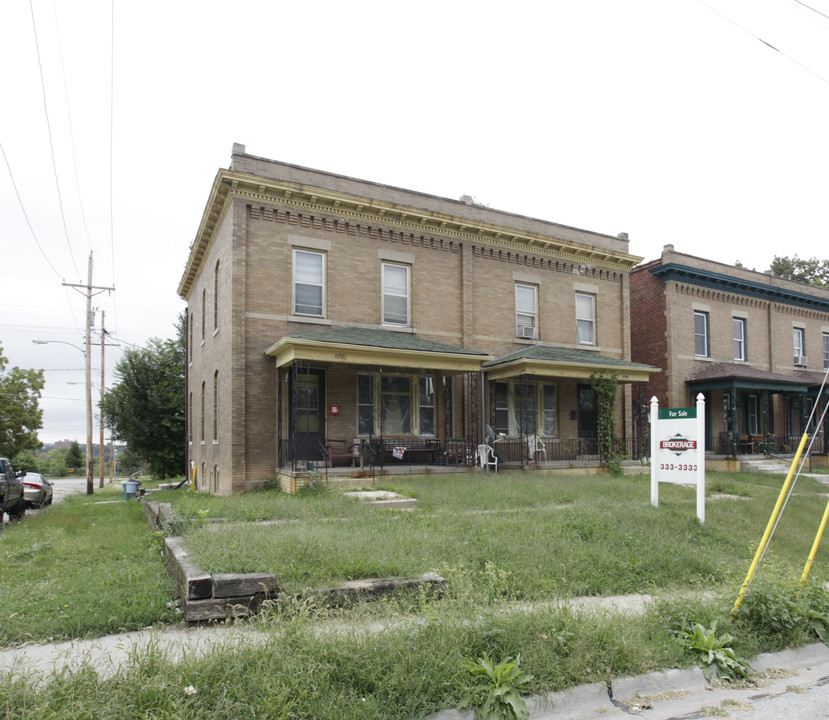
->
[[517, 325, 537, 339], [794, 355, 808, 367]]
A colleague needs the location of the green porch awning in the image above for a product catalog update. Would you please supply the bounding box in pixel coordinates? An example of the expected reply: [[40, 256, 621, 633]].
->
[[265, 326, 492, 375], [482, 345, 658, 382], [686, 363, 815, 393]]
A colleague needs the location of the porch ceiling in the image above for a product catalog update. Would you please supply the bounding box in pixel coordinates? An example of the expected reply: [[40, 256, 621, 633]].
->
[[265, 326, 492, 374], [482, 345, 658, 382]]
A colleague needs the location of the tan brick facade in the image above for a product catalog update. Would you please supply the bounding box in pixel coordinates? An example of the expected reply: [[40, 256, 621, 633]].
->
[[179, 146, 652, 493], [631, 246, 829, 455]]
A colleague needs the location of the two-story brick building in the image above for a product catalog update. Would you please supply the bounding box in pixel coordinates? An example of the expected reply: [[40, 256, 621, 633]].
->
[[178, 145, 656, 494], [631, 246, 829, 457]]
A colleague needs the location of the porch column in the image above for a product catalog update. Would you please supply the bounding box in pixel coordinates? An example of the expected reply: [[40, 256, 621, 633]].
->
[[729, 387, 738, 457]]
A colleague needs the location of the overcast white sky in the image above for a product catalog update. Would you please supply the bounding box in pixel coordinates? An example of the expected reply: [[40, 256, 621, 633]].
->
[[2, 0, 829, 444]]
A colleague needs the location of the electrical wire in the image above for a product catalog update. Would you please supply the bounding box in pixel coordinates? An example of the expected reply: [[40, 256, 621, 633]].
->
[[790, 0, 829, 22], [28, 0, 81, 281], [51, 0, 93, 253], [0, 140, 63, 279], [697, 0, 829, 85]]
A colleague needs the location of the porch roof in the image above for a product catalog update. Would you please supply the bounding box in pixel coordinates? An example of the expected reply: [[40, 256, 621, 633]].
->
[[265, 326, 492, 374], [482, 345, 658, 382], [686, 362, 816, 393]]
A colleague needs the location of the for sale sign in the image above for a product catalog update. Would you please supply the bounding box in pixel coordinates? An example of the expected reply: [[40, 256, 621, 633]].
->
[[651, 395, 706, 523]]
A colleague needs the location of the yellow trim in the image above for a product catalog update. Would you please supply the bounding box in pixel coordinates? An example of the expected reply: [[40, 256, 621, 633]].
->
[[265, 337, 491, 375], [484, 358, 656, 383]]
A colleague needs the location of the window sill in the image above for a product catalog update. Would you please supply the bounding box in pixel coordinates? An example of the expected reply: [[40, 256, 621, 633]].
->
[[380, 324, 416, 333], [288, 315, 332, 326], [213, 439, 219, 445], [213, 328, 219, 338], [514, 337, 539, 345]]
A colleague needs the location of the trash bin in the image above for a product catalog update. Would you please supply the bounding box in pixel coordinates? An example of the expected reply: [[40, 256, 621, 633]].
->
[[124, 479, 139, 501]]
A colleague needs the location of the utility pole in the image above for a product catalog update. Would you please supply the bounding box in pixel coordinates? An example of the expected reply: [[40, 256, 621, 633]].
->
[[100, 310, 106, 489], [63, 252, 115, 495]]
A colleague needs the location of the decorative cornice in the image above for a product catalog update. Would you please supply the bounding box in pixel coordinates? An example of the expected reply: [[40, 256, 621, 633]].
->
[[652, 263, 829, 313], [179, 170, 641, 298]]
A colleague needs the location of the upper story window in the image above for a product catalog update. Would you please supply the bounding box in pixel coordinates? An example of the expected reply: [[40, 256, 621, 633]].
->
[[515, 283, 537, 339], [694, 311, 709, 357], [213, 260, 220, 331], [382, 263, 410, 326], [575, 292, 596, 346], [823, 333, 829, 370], [733, 318, 746, 361], [794, 327, 806, 364], [293, 249, 325, 317], [201, 289, 206, 341]]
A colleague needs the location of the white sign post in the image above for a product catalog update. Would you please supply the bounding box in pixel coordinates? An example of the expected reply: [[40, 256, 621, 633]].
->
[[650, 393, 706, 523]]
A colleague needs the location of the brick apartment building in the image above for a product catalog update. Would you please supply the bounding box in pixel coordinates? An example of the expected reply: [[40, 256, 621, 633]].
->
[[178, 145, 656, 494], [631, 246, 829, 456]]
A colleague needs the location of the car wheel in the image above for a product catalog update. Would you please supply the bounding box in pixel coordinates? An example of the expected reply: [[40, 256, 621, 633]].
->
[[9, 497, 26, 520], [47, 493, 53, 505]]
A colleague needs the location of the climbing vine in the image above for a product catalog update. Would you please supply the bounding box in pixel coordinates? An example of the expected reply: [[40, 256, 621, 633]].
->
[[591, 370, 623, 475]]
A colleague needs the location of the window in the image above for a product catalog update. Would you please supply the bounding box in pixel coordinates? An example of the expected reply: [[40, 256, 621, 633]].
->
[[213, 261, 220, 331], [542, 385, 558, 436], [382, 263, 410, 325], [201, 289, 206, 341], [188, 391, 193, 444], [213, 371, 219, 441], [794, 327, 805, 360], [293, 249, 325, 316], [188, 313, 194, 363], [823, 333, 829, 370], [200, 381, 206, 443], [357, 373, 435, 436], [495, 382, 557, 436], [418, 377, 435, 436], [380, 376, 412, 434], [494, 383, 509, 436], [357, 374, 374, 436], [694, 311, 709, 357], [575, 293, 595, 345], [733, 318, 746, 361], [515, 283, 537, 338]]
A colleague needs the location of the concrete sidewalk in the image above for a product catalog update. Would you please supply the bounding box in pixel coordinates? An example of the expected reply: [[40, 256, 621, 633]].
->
[[429, 643, 829, 720], [2, 616, 828, 719]]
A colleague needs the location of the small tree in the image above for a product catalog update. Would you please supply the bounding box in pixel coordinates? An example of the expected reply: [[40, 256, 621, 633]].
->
[[64, 441, 84, 473], [591, 370, 623, 476], [0, 343, 45, 458]]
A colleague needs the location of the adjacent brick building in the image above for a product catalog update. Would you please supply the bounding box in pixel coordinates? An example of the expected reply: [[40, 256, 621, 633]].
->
[[178, 145, 656, 494], [631, 246, 829, 456]]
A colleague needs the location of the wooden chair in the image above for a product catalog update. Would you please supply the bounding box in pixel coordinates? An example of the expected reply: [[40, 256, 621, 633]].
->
[[325, 439, 356, 467]]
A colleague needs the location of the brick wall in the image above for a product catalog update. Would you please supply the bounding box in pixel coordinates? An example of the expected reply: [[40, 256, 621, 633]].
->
[[630, 259, 668, 403]]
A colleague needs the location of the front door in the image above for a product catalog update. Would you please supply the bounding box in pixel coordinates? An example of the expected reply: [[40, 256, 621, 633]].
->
[[294, 369, 326, 461], [577, 384, 598, 454]]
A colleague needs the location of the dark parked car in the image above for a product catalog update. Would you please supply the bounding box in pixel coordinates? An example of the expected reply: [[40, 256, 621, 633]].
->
[[0, 457, 26, 520], [22, 473, 53, 508]]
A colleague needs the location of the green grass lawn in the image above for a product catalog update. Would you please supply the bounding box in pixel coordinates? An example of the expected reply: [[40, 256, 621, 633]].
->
[[173, 471, 829, 599], [1, 470, 828, 720]]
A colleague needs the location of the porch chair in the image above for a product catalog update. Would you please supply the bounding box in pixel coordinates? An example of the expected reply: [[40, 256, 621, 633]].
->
[[325, 438, 356, 468], [477, 444, 498, 472], [527, 435, 547, 464]]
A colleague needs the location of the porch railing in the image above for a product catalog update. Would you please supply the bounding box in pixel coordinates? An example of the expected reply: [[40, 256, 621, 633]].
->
[[708, 434, 825, 456]]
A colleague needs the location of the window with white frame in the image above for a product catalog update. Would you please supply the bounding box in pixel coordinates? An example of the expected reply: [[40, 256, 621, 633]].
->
[[293, 249, 325, 316], [418, 377, 435, 436], [794, 327, 805, 361], [694, 311, 709, 357], [823, 333, 829, 370], [733, 317, 746, 361], [213, 260, 220, 331], [575, 292, 596, 345], [382, 263, 410, 325], [515, 283, 537, 338]]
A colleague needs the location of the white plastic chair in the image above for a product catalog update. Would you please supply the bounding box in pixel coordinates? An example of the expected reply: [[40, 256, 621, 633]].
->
[[477, 444, 498, 472], [527, 435, 547, 464]]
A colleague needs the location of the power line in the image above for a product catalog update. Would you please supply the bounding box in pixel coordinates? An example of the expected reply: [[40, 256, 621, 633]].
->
[[28, 0, 81, 281], [697, 0, 829, 86], [51, 0, 93, 253], [791, 0, 829, 22], [0, 140, 63, 279]]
